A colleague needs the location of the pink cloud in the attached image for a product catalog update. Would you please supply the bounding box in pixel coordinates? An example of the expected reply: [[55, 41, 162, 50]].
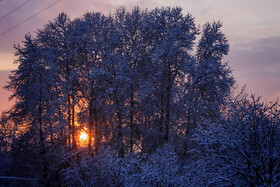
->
[[269, 91, 280, 102], [0, 70, 14, 114]]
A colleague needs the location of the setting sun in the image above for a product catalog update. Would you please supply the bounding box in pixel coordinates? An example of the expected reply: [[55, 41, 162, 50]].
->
[[80, 131, 88, 142]]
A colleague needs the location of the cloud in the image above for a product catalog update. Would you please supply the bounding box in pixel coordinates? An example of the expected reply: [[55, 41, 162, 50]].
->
[[227, 36, 280, 102]]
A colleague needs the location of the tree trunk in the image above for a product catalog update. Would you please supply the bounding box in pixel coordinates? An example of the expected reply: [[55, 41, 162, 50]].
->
[[88, 88, 94, 151], [129, 84, 134, 153], [94, 104, 101, 153], [164, 66, 172, 143], [116, 97, 124, 158], [71, 102, 77, 150]]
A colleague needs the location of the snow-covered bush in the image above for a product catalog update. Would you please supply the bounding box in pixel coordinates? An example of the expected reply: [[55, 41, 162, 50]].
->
[[61, 144, 190, 186], [137, 144, 185, 186], [61, 147, 141, 186], [61, 148, 123, 186]]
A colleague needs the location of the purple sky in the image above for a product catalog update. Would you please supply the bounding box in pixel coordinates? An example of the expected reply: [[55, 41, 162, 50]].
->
[[0, 0, 280, 113]]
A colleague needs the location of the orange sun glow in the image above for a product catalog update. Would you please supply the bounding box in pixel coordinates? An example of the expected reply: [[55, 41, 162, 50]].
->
[[80, 131, 88, 142]]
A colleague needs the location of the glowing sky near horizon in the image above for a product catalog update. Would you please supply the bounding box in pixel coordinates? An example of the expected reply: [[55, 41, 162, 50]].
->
[[0, 0, 280, 113]]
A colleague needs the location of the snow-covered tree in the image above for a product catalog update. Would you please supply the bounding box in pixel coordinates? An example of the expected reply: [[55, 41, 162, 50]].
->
[[193, 95, 280, 185], [141, 7, 197, 153], [191, 21, 234, 123], [39, 13, 81, 149], [4, 34, 56, 182], [183, 21, 235, 156]]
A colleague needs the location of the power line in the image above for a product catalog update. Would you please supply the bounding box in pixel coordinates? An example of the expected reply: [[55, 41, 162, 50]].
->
[[0, 0, 63, 37], [0, 0, 33, 21]]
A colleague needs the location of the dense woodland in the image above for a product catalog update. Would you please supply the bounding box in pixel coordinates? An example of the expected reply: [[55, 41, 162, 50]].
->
[[1, 7, 280, 186]]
